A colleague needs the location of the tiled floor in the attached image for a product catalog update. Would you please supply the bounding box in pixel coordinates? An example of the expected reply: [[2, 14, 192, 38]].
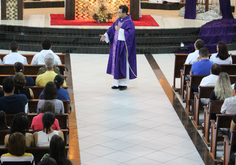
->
[[71, 54, 205, 165]]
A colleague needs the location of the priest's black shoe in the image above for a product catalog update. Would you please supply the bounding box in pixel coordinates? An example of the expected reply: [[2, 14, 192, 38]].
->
[[111, 86, 119, 89], [119, 86, 127, 91]]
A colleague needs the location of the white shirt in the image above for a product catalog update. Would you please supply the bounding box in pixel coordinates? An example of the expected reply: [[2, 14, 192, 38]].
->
[[185, 50, 199, 64], [30, 50, 62, 65], [199, 74, 219, 86], [36, 130, 59, 147], [3, 52, 28, 65], [221, 96, 236, 114], [210, 53, 232, 65]]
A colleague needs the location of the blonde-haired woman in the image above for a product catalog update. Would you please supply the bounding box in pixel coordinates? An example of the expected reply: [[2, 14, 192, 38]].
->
[[210, 72, 232, 100]]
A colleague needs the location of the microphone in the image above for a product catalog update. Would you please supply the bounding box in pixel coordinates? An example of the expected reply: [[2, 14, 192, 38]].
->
[[116, 18, 118, 26]]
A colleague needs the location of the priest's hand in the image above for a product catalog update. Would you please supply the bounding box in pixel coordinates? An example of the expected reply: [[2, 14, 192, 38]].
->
[[99, 35, 106, 42], [115, 25, 120, 31]]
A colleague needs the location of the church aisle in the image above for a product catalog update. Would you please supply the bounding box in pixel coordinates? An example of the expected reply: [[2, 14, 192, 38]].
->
[[71, 54, 205, 165]]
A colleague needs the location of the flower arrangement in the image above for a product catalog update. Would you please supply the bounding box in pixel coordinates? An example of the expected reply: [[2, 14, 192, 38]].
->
[[92, 0, 114, 23]]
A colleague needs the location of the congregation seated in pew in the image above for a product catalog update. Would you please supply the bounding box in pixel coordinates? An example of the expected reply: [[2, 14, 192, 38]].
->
[[39, 74, 71, 104], [40, 135, 72, 165], [1, 132, 35, 165], [0, 78, 28, 114], [31, 39, 62, 65], [33, 112, 64, 147], [37, 82, 65, 114], [185, 39, 204, 64], [38, 157, 57, 165], [13, 72, 34, 99], [4, 112, 34, 148], [35, 54, 66, 87], [2, 41, 28, 65], [31, 101, 60, 131], [210, 41, 232, 65], [221, 84, 236, 114]]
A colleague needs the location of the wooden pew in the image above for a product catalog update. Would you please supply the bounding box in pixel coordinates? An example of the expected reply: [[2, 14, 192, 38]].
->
[[0, 75, 67, 85], [28, 99, 70, 113], [180, 64, 192, 100], [203, 100, 224, 146], [0, 65, 66, 75], [0, 145, 69, 164], [173, 53, 188, 91], [221, 65, 236, 75], [223, 130, 236, 165], [0, 53, 66, 65], [6, 113, 69, 129], [210, 114, 234, 161], [193, 86, 214, 128], [27, 86, 68, 99], [185, 75, 205, 114]]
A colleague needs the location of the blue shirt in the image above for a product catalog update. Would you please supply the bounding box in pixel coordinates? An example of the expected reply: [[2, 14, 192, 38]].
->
[[39, 88, 71, 104], [191, 59, 214, 75]]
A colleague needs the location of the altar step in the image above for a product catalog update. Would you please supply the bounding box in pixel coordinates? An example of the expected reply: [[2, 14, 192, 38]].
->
[[0, 25, 236, 54]]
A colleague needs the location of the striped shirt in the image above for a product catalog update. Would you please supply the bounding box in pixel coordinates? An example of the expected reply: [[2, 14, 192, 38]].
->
[[0, 153, 35, 165]]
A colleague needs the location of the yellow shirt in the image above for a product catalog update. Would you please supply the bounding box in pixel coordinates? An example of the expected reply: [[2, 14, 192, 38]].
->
[[1, 152, 35, 164], [35, 71, 66, 87]]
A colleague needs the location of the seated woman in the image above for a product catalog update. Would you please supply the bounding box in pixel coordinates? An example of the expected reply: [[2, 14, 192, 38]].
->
[[210, 41, 232, 65], [31, 100, 60, 130], [0, 111, 9, 130], [0, 132, 35, 165], [13, 72, 34, 99], [37, 82, 64, 114], [4, 112, 34, 147], [41, 135, 72, 165], [39, 74, 71, 104], [33, 112, 64, 147], [210, 72, 232, 100], [11, 62, 35, 86]]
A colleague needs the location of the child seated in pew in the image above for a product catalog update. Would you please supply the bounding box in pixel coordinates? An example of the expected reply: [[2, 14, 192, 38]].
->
[[31, 101, 60, 131], [38, 157, 57, 165], [40, 135, 72, 165], [37, 82, 64, 114], [0, 132, 35, 165], [39, 75, 71, 104], [11, 62, 35, 86], [13, 72, 34, 99], [33, 112, 64, 147], [4, 112, 34, 147], [0, 111, 9, 130]]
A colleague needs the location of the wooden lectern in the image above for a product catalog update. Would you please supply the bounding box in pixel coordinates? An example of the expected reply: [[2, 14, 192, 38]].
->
[[65, 0, 139, 21], [1, 0, 24, 20]]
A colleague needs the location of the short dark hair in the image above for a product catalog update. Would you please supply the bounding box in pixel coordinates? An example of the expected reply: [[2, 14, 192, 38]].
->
[[14, 62, 24, 72], [211, 64, 221, 75], [8, 132, 26, 156], [50, 135, 67, 165], [119, 5, 129, 14], [195, 39, 205, 50], [3, 77, 15, 93], [38, 157, 57, 165], [9, 41, 18, 52], [43, 82, 57, 100], [199, 47, 209, 58], [54, 74, 64, 89], [42, 39, 51, 50], [11, 112, 29, 136], [42, 112, 55, 134], [41, 100, 55, 113]]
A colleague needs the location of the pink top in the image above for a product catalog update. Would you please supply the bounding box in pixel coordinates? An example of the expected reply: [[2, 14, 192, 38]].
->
[[31, 113, 60, 130]]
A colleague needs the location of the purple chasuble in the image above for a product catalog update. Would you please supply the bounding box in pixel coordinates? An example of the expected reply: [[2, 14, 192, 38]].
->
[[106, 15, 137, 80]]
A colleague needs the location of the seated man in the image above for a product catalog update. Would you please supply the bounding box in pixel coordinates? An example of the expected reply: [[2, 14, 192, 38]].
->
[[3, 41, 28, 65], [35, 54, 66, 87], [185, 39, 205, 64], [0, 78, 28, 114], [31, 39, 62, 65], [221, 84, 236, 114], [199, 64, 221, 87], [190, 47, 213, 76]]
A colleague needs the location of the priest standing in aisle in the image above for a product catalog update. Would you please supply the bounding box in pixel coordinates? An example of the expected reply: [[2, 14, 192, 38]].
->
[[100, 5, 137, 91]]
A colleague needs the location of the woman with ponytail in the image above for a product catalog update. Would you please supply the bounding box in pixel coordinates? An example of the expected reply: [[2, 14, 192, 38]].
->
[[33, 112, 64, 147]]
